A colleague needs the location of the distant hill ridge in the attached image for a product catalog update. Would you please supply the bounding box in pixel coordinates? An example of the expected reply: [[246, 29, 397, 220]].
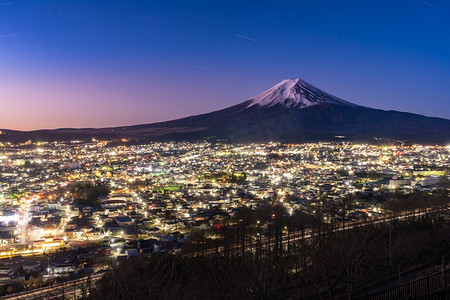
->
[[1, 78, 450, 144]]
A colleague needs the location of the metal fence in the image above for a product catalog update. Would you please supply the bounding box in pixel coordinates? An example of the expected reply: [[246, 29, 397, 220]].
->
[[355, 269, 449, 300]]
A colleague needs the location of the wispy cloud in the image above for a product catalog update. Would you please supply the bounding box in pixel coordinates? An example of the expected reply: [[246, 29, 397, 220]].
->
[[0, 2, 12, 6], [190, 64, 209, 70], [161, 67, 181, 72], [418, 0, 438, 10], [0, 67, 20, 74], [295, 58, 315, 67], [234, 34, 258, 42], [131, 15, 155, 20], [265, 19, 295, 30], [0, 33, 18, 38], [186, 14, 208, 21], [115, 50, 136, 55]]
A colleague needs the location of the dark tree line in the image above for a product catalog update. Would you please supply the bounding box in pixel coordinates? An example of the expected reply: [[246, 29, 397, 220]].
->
[[91, 201, 450, 300], [70, 182, 110, 208]]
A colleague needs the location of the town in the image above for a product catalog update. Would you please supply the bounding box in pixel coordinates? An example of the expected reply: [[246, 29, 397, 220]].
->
[[0, 140, 448, 295]]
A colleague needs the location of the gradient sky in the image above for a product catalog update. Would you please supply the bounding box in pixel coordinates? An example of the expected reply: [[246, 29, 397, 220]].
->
[[1, 0, 449, 130]]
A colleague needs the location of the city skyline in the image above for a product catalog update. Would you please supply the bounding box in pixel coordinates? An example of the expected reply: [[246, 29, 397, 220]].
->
[[1, 0, 450, 130]]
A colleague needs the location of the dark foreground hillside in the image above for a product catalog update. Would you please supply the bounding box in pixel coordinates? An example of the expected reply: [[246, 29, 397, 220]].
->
[[90, 205, 450, 300]]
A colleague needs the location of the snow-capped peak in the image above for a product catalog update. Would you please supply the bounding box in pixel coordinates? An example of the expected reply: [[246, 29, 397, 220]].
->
[[246, 78, 357, 109]]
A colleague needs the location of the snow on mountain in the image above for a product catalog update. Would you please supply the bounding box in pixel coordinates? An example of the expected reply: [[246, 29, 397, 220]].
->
[[247, 78, 358, 109]]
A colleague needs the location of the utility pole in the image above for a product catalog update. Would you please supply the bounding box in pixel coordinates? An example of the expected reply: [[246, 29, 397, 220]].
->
[[257, 220, 261, 260], [47, 256, 50, 276], [389, 221, 392, 268]]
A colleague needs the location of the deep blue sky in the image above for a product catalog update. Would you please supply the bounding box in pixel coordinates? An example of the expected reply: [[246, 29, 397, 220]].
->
[[1, 0, 449, 130]]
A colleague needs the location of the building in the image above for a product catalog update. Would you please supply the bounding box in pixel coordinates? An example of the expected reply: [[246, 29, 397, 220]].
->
[[113, 216, 134, 227]]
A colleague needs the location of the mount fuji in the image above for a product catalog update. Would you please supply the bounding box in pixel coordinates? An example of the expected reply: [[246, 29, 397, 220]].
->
[[246, 78, 358, 109], [1, 78, 449, 144]]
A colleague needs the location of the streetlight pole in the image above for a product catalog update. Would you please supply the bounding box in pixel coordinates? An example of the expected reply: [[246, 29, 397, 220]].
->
[[256, 220, 261, 259], [47, 256, 50, 276], [389, 221, 392, 268]]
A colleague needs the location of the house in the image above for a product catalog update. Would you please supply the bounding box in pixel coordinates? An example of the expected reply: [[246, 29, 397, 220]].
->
[[23, 261, 41, 273], [113, 216, 134, 227], [12, 256, 25, 264], [388, 179, 411, 189], [52, 263, 77, 274], [0, 265, 18, 277], [0, 275, 12, 282], [0, 258, 14, 266], [102, 200, 127, 209]]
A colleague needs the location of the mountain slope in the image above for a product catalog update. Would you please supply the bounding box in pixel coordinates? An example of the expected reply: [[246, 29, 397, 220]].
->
[[1, 78, 449, 144], [246, 78, 358, 109]]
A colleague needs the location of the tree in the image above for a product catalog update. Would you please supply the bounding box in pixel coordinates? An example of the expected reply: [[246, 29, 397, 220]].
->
[[70, 182, 110, 208]]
